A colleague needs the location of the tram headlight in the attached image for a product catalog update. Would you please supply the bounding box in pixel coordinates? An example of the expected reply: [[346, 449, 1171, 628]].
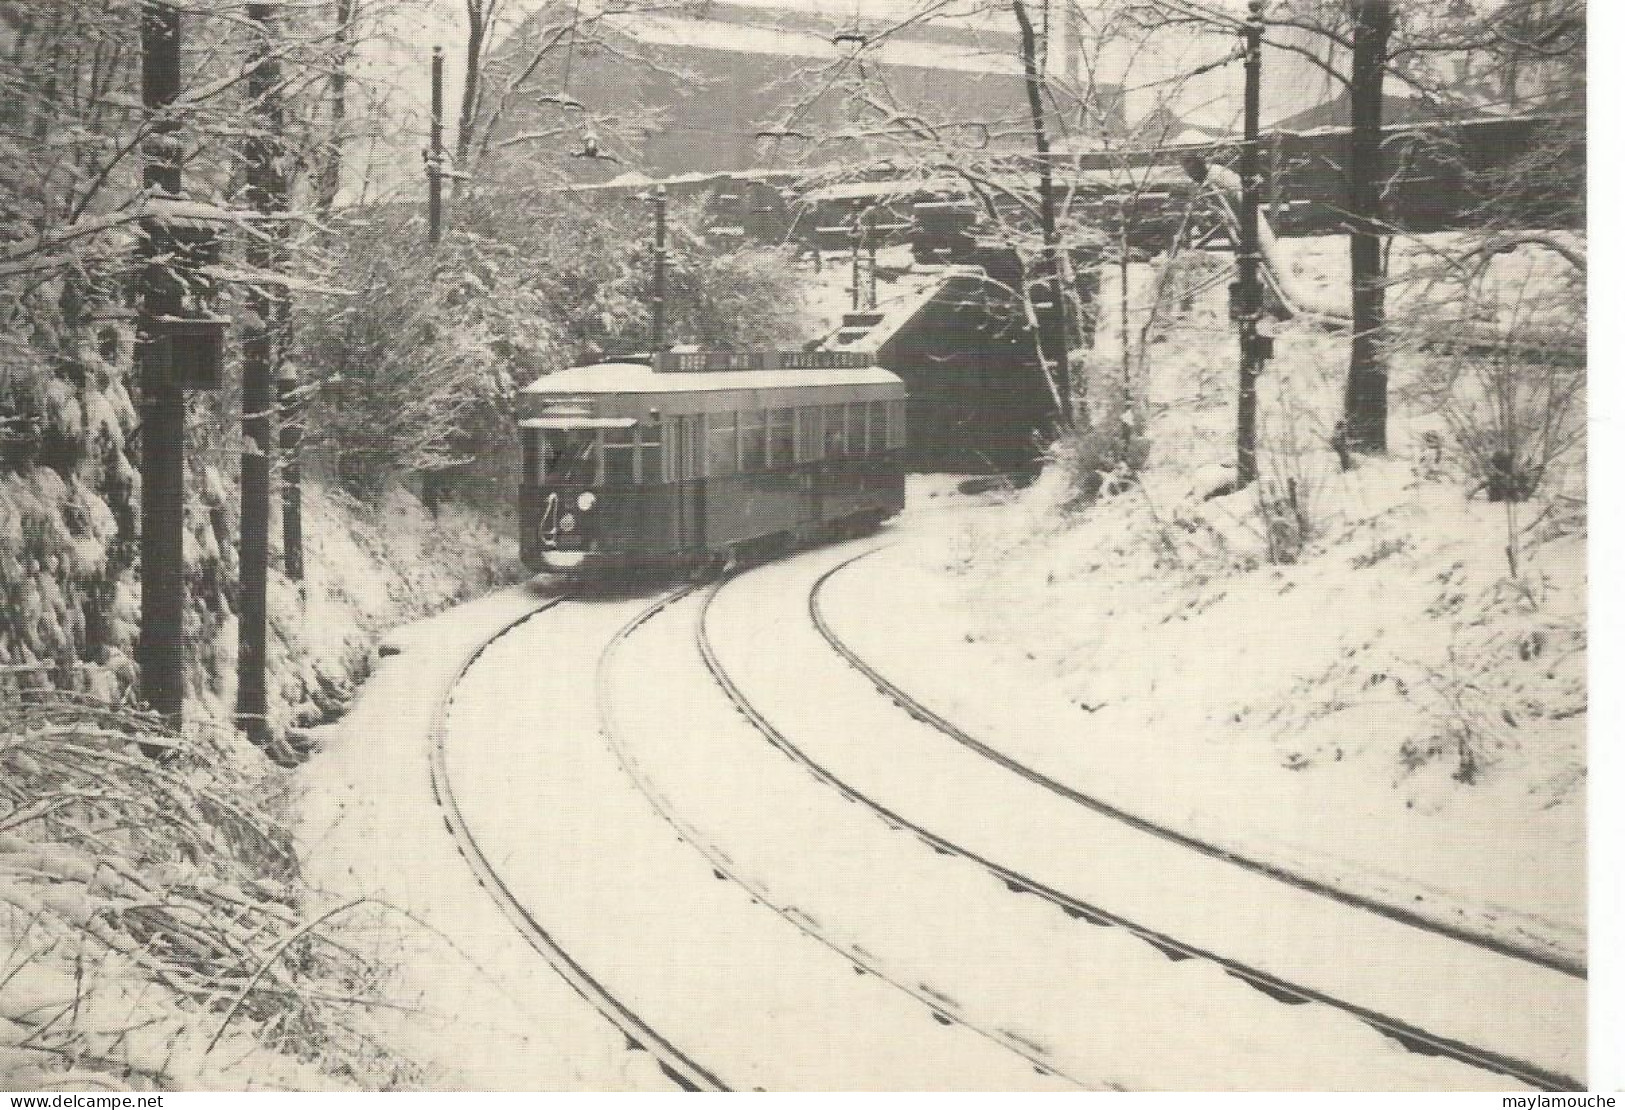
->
[[576, 491, 596, 512], [560, 512, 577, 534]]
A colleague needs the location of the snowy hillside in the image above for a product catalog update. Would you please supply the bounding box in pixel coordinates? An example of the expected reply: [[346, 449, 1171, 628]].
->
[[822, 234, 1586, 963]]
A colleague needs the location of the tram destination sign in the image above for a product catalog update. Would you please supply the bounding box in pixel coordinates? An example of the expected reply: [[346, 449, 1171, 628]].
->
[[653, 349, 873, 373]]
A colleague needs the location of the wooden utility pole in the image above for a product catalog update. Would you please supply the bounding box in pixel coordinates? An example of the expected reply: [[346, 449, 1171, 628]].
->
[[428, 45, 444, 244], [279, 367, 303, 582], [237, 1, 285, 747], [1345, 0, 1392, 452], [138, 2, 187, 724], [1234, 0, 1267, 487]]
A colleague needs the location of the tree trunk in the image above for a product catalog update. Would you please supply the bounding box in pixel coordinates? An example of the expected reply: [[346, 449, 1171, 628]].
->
[[314, 0, 353, 214], [1345, 0, 1392, 453], [456, 1, 487, 174], [1011, 0, 1073, 430], [138, 2, 187, 728], [237, 2, 285, 747]]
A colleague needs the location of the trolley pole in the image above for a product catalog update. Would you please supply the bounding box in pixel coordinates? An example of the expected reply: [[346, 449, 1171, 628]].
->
[[1234, 0, 1266, 488], [850, 213, 862, 311], [866, 209, 878, 309], [651, 184, 667, 350], [138, 2, 187, 725], [428, 45, 443, 244]]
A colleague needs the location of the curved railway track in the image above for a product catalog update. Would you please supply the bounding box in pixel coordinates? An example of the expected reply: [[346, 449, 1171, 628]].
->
[[597, 578, 1083, 1087], [427, 590, 730, 1093], [810, 544, 1587, 983], [703, 555, 1581, 1092]]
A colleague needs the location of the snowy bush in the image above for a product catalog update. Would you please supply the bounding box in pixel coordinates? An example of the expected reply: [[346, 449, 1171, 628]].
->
[[0, 696, 420, 1090]]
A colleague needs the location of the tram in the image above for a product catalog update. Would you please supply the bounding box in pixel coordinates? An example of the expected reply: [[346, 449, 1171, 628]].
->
[[516, 349, 906, 572]]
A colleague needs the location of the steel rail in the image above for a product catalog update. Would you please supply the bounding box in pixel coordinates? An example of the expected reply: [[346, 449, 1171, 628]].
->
[[700, 560, 1580, 1092], [597, 576, 1082, 1086], [427, 589, 730, 1093], [810, 544, 1587, 982]]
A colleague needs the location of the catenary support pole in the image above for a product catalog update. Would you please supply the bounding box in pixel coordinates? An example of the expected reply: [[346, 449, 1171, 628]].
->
[[279, 367, 303, 582], [1345, 0, 1392, 452], [138, 2, 187, 725], [237, 1, 284, 747], [428, 45, 443, 244], [1235, 0, 1265, 488]]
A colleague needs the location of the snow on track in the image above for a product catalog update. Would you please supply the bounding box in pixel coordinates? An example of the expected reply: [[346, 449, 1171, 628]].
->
[[297, 584, 672, 1090], [609, 568, 1516, 1089], [812, 544, 1583, 979], [443, 594, 1060, 1091], [704, 542, 1585, 1086]]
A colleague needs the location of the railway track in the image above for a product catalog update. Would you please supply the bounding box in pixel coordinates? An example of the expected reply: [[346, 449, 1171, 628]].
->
[[597, 577, 1085, 1087], [427, 590, 730, 1093], [808, 545, 1587, 983], [703, 554, 1581, 1092]]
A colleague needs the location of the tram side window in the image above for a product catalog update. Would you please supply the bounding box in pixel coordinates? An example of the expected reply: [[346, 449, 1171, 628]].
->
[[796, 407, 823, 462], [768, 410, 794, 468], [869, 401, 888, 454], [603, 427, 636, 486], [541, 429, 598, 484], [706, 412, 737, 476], [823, 404, 847, 457], [847, 402, 868, 455], [638, 422, 663, 484], [889, 400, 906, 448], [740, 411, 767, 471]]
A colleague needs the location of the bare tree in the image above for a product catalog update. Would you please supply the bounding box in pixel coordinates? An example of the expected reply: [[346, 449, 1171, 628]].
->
[[1141, 0, 1582, 457]]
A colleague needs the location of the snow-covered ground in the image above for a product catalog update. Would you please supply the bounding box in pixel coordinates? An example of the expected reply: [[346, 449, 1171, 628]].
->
[[265, 232, 1588, 1090], [710, 537, 1579, 1084], [296, 586, 674, 1090], [815, 234, 1585, 968], [822, 471, 1585, 966]]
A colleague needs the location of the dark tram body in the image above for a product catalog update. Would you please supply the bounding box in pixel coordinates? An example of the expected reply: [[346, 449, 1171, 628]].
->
[[516, 350, 906, 573]]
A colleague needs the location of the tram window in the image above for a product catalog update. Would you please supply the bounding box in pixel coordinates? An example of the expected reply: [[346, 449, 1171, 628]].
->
[[823, 404, 846, 457], [603, 426, 636, 486], [687, 416, 704, 477], [889, 400, 906, 448], [541, 429, 597, 484], [741, 410, 767, 471], [706, 412, 737, 476], [847, 402, 868, 455], [638, 423, 663, 484], [796, 407, 823, 462], [869, 401, 887, 454], [768, 410, 794, 468]]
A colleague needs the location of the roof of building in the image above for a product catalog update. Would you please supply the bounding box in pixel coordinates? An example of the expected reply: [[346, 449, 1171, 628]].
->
[[522, 361, 902, 396], [603, 12, 1022, 75]]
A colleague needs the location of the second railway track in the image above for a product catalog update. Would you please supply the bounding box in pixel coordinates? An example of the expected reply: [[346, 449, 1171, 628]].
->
[[700, 550, 1581, 1092], [809, 545, 1587, 982], [598, 576, 1087, 1087]]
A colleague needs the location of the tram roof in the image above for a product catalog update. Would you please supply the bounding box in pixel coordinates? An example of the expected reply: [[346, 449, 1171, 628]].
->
[[521, 361, 903, 396]]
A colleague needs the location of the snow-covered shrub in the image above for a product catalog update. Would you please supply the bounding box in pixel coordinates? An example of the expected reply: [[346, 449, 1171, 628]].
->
[[0, 696, 419, 1090], [1397, 239, 1585, 508], [1, 284, 142, 701], [293, 218, 550, 501], [1045, 419, 1150, 509]]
